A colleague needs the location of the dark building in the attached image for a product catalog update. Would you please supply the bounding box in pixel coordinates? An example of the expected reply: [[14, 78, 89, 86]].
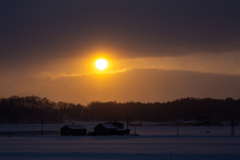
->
[[93, 122, 130, 135], [94, 123, 118, 135], [60, 125, 87, 136], [109, 121, 124, 129], [115, 129, 131, 135]]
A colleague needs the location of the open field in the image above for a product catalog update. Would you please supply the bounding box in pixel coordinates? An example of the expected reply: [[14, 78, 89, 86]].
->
[[1, 135, 240, 160], [0, 122, 240, 160], [0, 121, 239, 136]]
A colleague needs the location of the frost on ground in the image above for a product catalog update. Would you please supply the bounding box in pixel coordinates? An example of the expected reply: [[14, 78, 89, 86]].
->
[[0, 123, 240, 160], [1, 136, 240, 160]]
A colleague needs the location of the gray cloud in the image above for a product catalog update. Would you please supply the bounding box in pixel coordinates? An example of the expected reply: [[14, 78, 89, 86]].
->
[[1, 0, 240, 69]]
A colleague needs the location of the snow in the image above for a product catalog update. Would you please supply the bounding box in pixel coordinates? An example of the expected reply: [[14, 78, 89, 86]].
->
[[63, 125, 86, 130], [0, 122, 240, 160], [0, 121, 238, 136], [98, 123, 119, 129]]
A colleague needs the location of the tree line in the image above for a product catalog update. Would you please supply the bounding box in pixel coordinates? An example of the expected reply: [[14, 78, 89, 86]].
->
[[0, 96, 239, 124]]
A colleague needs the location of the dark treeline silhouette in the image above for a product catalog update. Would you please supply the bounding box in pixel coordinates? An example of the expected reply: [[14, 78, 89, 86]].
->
[[0, 96, 239, 124]]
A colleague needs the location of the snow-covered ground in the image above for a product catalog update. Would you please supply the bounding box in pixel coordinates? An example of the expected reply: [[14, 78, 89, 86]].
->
[[0, 121, 238, 136], [0, 122, 240, 160]]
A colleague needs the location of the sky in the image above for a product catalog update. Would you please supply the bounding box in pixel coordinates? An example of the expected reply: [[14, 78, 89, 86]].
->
[[1, 0, 240, 105]]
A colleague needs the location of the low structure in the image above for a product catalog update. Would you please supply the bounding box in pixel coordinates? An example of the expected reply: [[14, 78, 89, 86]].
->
[[60, 125, 87, 136], [109, 121, 124, 129], [93, 122, 130, 135]]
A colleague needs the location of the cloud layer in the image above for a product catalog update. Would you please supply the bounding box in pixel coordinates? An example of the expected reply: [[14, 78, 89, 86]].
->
[[2, 68, 240, 105], [1, 0, 240, 68]]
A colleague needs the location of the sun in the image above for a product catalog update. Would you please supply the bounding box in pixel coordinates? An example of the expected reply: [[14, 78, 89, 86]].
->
[[95, 59, 108, 70]]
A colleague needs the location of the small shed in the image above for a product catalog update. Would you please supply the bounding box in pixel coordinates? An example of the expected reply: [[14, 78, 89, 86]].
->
[[60, 125, 87, 136], [94, 123, 118, 135], [93, 122, 130, 135], [109, 121, 124, 129], [115, 129, 131, 135]]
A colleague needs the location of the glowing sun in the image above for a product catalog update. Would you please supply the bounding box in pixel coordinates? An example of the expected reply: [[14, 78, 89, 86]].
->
[[95, 59, 108, 70]]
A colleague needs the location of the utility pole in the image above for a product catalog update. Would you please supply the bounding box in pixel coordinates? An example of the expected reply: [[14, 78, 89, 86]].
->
[[41, 118, 44, 136], [177, 123, 179, 136], [231, 116, 235, 136], [127, 117, 129, 130], [33, 123, 35, 136]]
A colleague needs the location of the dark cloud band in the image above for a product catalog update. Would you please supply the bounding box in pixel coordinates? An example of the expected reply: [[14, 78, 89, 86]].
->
[[0, 0, 240, 66]]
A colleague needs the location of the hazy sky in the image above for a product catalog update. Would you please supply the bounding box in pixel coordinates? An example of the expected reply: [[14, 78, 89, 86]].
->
[[1, 0, 240, 104]]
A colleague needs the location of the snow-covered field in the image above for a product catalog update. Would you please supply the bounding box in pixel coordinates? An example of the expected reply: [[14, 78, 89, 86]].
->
[[0, 121, 238, 136], [0, 122, 240, 160]]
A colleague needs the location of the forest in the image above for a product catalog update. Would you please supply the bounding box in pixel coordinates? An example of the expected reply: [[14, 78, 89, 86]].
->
[[0, 96, 239, 124]]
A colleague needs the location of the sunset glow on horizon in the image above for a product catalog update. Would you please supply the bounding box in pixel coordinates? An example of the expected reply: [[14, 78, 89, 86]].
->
[[1, 1, 240, 105]]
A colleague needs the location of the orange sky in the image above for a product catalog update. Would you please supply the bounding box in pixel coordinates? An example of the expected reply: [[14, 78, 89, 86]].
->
[[1, 51, 240, 105], [1, 1, 240, 104]]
